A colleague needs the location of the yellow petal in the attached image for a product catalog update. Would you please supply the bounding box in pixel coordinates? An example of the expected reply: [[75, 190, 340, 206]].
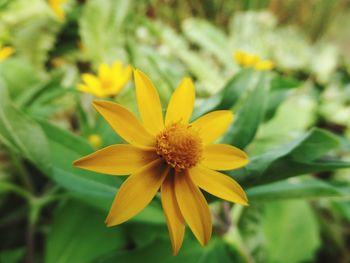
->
[[190, 165, 248, 205], [82, 73, 101, 90], [98, 63, 112, 80], [255, 60, 274, 71], [191, 111, 233, 145], [161, 173, 185, 255], [0, 47, 15, 61], [112, 61, 122, 75], [105, 159, 169, 226], [93, 100, 155, 148], [201, 144, 249, 170], [165, 78, 195, 125], [73, 144, 158, 175], [174, 170, 212, 246], [133, 69, 164, 135]]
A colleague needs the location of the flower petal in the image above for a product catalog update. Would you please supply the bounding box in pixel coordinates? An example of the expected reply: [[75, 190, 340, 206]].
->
[[190, 165, 248, 205], [73, 144, 158, 175], [98, 63, 111, 80], [165, 78, 195, 125], [161, 173, 185, 255], [93, 100, 154, 148], [134, 69, 164, 135], [105, 159, 169, 226], [175, 170, 212, 246], [82, 73, 101, 90], [201, 144, 249, 170], [191, 111, 233, 144]]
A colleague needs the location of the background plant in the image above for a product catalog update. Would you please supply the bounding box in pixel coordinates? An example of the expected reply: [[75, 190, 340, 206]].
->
[[0, 0, 350, 262]]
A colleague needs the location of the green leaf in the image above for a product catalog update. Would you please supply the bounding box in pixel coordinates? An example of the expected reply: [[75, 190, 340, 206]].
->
[[216, 69, 255, 111], [45, 200, 127, 263], [0, 248, 25, 263], [0, 59, 41, 99], [0, 82, 50, 172], [98, 237, 235, 263], [247, 177, 350, 201], [222, 72, 270, 148], [231, 128, 350, 187], [262, 200, 320, 263]]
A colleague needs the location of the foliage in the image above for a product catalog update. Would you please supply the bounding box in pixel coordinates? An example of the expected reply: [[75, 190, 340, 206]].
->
[[0, 0, 349, 262]]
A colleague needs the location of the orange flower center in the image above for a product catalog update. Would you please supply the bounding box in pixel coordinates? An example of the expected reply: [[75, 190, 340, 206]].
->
[[156, 122, 203, 171]]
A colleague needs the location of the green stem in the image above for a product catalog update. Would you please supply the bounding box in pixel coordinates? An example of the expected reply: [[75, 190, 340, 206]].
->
[[10, 152, 35, 193], [0, 181, 32, 200]]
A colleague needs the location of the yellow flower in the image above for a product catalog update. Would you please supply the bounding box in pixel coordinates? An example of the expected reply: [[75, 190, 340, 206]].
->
[[233, 50, 260, 67], [73, 69, 249, 255], [88, 134, 102, 148], [0, 46, 15, 62], [49, 0, 67, 22], [255, 59, 274, 71], [77, 61, 132, 98]]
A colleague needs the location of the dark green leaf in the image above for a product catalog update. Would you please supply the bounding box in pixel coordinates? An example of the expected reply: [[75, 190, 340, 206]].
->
[[222, 72, 270, 148], [231, 128, 350, 187], [247, 178, 350, 201], [45, 200, 127, 263], [0, 82, 50, 172], [262, 200, 320, 263]]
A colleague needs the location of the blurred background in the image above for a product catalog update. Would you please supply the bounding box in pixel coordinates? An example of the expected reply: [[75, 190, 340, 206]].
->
[[0, 0, 350, 262]]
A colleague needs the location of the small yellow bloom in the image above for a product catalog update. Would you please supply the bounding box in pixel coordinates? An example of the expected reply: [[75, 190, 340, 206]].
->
[[73, 69, 249, 255], [233, 50, 260, 67], [88, 134, 102, 148], [0, 46, 15, 62], [49, 0, 67, 22], [255, 59, 274, 71], [234, 50, 274, 71], [77, 61, 132, 98]]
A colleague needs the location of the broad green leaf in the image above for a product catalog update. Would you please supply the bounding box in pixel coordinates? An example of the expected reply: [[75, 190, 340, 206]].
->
[[247, 177, 350, 201], [231, 128, 350, 187], [45, 200, 127, 263], [262, 200, 320, 263], [0, 59, 41, 99], [216, 69, 255, 111], [222, 72, 270, 148], [0, 248, 25, 263], [192, 69, 255, 119], [98, 237, 235, 263], [0, 83, 50, 172]]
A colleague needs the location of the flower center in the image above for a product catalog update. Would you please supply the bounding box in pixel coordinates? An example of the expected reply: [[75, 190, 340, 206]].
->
[[156, 122, 203, 171]]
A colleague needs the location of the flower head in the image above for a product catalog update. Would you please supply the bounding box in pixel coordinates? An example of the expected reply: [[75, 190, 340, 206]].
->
[[88, 134, 103, 148], [0, 46, 15, 62], [255, 59, 274, 71], [233, 50, 274, 71], [49, 0, 67, 22], [77, 61, 132, 98], [73, 69, 249, 255]]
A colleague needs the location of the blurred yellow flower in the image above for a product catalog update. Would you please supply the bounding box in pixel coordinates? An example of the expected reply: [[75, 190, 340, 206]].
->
[[88, 134, 103, 148], [73, 69, 249, 255], [77, 61, 132, 98], [0, 46, 15, 62], [255, 59, 274, 71], [233, 50, 274, 71], [49, 0, 67, 22], [234, 50, 260, 67]]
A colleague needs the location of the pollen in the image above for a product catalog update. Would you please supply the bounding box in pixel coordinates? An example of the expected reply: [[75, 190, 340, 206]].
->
[[156, 122, 203, 171]]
